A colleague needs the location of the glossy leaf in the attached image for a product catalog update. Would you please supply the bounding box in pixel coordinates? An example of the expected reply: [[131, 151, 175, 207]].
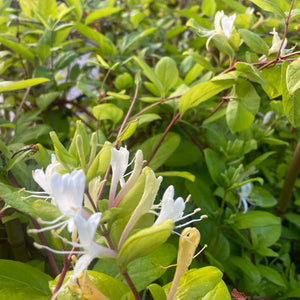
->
[[92, 103, 123, 124], [117, 219, 174, 268], [85, 8, 121, 24], [0, 259, 52, 299], [0, 78, 49, 92], [238, 29, 269, 55], [179, 79, 234, 115], [155, 57, 179, 96], [164, 267, 224, 299], [250, 0, 285, 17], [232, 211, 281, 229]]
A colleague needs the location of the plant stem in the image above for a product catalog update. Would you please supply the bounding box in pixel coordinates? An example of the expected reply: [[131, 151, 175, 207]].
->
[[30, 217, 60, 276], [97, 83, 140, 203], [119, 266, 141, 300], [145, 112, 180, 166], [276, 138, 300, 216], [276, 0, 295, 61], [5, 87, 31, 144]]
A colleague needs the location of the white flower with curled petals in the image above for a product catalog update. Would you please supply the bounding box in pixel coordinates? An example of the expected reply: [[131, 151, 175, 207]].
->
[[152, 185, 207, 228], [109, 147, 130, 205], [28, 169, 86, 234], [24, 154, 60, 202], [190, 11, 236, 49], [72, 213, 117, 281], [238, 182, 254, 213]]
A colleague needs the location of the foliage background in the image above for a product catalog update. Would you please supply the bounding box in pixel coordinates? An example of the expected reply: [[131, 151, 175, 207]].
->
[[1, 0, 300, 299]]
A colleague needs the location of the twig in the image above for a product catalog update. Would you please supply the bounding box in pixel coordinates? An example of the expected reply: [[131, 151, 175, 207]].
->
[[276, 0, 295, 61], [5, 87, 31, 144], [97, 83, 140, 204], [145, 112, 180, 166], [30, 217, 60, 276]]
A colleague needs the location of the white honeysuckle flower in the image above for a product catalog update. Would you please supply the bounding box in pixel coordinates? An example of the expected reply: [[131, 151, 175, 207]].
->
[[262, 111, 274, 125], [245, 7, 255, 14], [113, 150, 144, 207], [196, 10, 236, 49], [28, 169, 86, 234], [152, 185, 208, 228], [221, 13, 236, 38], [262, 28, 296, 59], [238, 182, 253, 213], [152, 185, 185, 226], [72, 213, 117, 281], [23, 154, 60, 201], [51, 169, 86, 232], [33, 213, 117, 296], [109, 147, 130, 204]]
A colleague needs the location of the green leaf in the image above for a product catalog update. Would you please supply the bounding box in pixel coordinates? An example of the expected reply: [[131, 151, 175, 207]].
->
[[86, 141, 112, 182], [106, 91, 131, 100], [137, 132, 181, 171], [64, 0, 82, 20], [228, 177, 263, 190], [118, 28, 156, 54], [226, 79, 260, 132], [282, 61, 300, 127], [232, 211, 281, 229], [75, 23, 116, 56], [136, 113, 161, 126], [202, 280, 231, 300], [155, 171, 195, 182], [114, 72, 133, 90], [32, 199, 61, 221], [164, 266, 224, 299], [36, 92, 60, 109], [235, 62, 268, 85], [257, 265, 287, 288], [117, 120, 139, 142], [226, 100, 255, 133], [148, 284, 167, 300], [54, 51, 76, 70], [204, 148, 226, 187], [0, 78, 49, 92], [134, 56, 164, 95], [286, 58, 300, 95], [0, 259, 52, 300], [155, 57, 179, 97], [117, 219, 174, 268], [202, 0, 216, 16], [238, 29, 269, 55], [38, 0, 57, 20], [246, 151, 275, 169], [261, 65, 282, 99], [284, 213, 300, 229], [68, 120, 90, 159], [0, 37, 35, 62], [50, 131, 77, 167], [250, 186, 277, 207], [183, 51, 214, 72], [251, 224, 281, 248], [212, 34, 235, 58], [0, 183, 39, 218], [179, 79, 234, 115], [126, 243, 177, 291], [85, 7, 121, 24], [92, 103, 123, 124], [250, 0, 285, 17], [49, 270, 131, 300], [228, 256, 261, 287]]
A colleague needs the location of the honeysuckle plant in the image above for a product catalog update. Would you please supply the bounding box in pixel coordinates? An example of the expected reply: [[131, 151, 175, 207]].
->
[[1, 0, 300, 299]]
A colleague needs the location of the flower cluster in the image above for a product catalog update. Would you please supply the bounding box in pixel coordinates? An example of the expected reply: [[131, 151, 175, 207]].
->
[[194, 10, 236, 49], [27, 147, 207, 294]]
